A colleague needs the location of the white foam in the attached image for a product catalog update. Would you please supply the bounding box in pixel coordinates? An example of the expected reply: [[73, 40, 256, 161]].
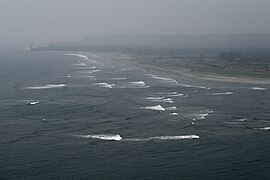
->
[[26, 84, 66, 89], [142, 105, 165, 111], [170, 112, 179, 116], [178, 83, 210, 89], [165, 106, 178, 110], [76, 134, 199, 142], [27, 101, 40, 105], [88, 69, 100, 74], [152, 98, 174, 104], [211, 92, 234, 95], [146, 96, 165, 100], [77, 134, 122, 141], [250, 87, 267, 90], [146, 74, 178, 84], [107, 77, 127, 80], [130, 81, 146, 86], [236, 118, 247, 122], [169, 93, 188, 97], [124, 135, 199, 141], [257, 127, 270, 130], [65, 53, 89, 60], [94, 83, 114, 88]]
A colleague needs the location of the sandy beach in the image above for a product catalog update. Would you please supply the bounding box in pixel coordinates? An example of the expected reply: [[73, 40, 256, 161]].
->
[[110, 53, 270, 85]]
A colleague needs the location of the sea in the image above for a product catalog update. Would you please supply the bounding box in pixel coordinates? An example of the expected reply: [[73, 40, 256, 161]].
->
[[0, 51, 270, 179]]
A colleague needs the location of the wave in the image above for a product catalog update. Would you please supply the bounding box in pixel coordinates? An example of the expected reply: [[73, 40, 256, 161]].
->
[[106, 77, 127, 80], [210, 92, 234, 95], [65, 53, 89, 60], [152, 98, 174, 104], [169, 93, 188, 97], [157, 92, 177, 95], [130, 81, 146, 86], [146, 96, 165, 100], [87, 69, 100, 74], [178, 83, 210, 89], [250, 87, 267, 90], [145, 74, 178, 84], [76, 134, 122, 141], [76, 134, 199, 141], [141, 105, 165, 111], [27, 101, 40, 105], [192, 110, 213, 120], [26, 84, 66, 89], [165, 106, 178, 110], [124, 135, 200, 141], [170, 112, 178, 116], [257, 127, 270, 131], [94, 83, 114, 88]]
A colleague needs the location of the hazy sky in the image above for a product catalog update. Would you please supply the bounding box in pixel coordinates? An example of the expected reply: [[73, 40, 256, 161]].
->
[[0, 0, 270, 49]]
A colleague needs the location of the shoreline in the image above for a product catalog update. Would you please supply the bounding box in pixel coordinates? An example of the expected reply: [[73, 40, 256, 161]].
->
[[110, 52, 270, 85]]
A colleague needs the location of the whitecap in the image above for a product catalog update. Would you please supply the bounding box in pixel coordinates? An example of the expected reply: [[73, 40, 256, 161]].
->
[[94, 83, 114, 88], [152, 98, 174, 104], [146, 96, 165, 100], [145, 74, 178, 84], [76, 134, 122, 141], [210, 92, 234, 95], [124, 135, 199, 141], [165, 106, 178, 110], [257, 127, 270, 131], [26, 84, 66, 89], [130, 81, 146, 86], [169, 93, 188, 97], [250, 87, 267, 90], [170, 112, 178, 116], [65, 53, 88, 60], [27, 101, 40, 105], [178, 83, 210, 89], [141, 105, 165, 111]]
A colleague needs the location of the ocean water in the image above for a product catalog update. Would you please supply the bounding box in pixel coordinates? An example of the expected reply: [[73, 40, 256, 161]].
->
[[0, 51, 270, 179]]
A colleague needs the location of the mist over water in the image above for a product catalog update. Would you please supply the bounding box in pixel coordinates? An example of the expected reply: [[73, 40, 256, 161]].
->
[[0, 51, 270, 179]]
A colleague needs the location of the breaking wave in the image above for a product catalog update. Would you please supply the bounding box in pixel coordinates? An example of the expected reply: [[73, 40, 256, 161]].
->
[[210, 92, 234, 95], [170, 112, 178, 116], [76, 134, 122, 141], [178, 83, 210, 89], [65, 53, 88, 60], [146, 74, 178, 84], [26, 84, 66, 89], [94, 83, 114, 88], [250, 87, 267, 90], [257, 127, 270, 131], [76, 134, 199, 141], [141, 105, 165, 111]]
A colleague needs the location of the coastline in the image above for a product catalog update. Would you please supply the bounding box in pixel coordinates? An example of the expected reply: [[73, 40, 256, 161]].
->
[[109, 52, 270, 85]]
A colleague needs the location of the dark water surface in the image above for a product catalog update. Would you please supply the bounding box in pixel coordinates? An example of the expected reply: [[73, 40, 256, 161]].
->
[[0, 51, 270, 179]]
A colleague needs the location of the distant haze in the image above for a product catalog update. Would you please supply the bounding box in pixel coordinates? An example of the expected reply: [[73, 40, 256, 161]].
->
[[0, 0, 270, 50]]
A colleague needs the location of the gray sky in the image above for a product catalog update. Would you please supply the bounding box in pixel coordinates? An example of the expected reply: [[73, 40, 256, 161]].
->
[[0, 0, 270, 49]]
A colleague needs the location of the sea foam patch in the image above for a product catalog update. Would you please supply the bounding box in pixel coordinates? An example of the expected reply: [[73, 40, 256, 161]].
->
[[94, 83, 114, 88], [178, 83, 210, 89], [76, 134, 199, 141], [76, 134, 122, 141], [65, 53, 89, 60], [26, 84, 66, 89], [210, 92, 234, 95], [250, 87, 267, 90], [141, 105, 165, 111], [145, 74, 178, 84]]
